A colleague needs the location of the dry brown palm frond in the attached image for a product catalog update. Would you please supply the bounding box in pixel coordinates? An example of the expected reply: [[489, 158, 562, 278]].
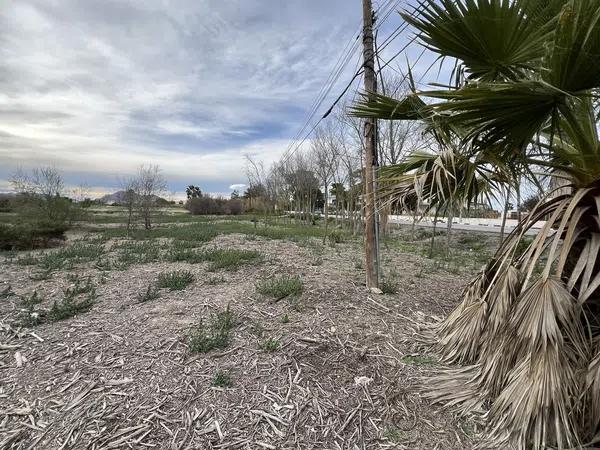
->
[[426, 365, 485, 413], [436, 271, 489, 364], [437, 300, 488, 364], [484, 265, 521, 339], [486, 349, 581, 450], [482, 277, 588, 449], [430, 182, 600, 449], [507, 277, 587, 361], [585, 342, 600, 437]]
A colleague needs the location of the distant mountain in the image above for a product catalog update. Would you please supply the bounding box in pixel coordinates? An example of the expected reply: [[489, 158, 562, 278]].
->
[[98, 190, 169, 205]]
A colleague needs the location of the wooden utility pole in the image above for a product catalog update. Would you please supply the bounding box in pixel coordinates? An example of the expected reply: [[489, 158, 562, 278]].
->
[[362, 0, 379, 289]]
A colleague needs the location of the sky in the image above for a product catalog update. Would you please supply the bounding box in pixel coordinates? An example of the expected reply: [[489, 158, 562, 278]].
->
[[0, 0, 430, 200]]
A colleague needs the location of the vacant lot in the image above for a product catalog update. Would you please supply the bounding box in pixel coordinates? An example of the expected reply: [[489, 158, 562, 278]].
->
[[0, 213, 497, 449]]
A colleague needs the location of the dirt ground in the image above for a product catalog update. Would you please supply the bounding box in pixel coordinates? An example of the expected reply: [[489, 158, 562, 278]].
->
[[0, 228, 484, 449]]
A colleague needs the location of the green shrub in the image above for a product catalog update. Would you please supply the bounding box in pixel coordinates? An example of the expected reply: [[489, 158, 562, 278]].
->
[[256, 275, 303, 300], [0, 223, 67, 251], [188, 306, 236, 353], [157, 270, 194, 290]]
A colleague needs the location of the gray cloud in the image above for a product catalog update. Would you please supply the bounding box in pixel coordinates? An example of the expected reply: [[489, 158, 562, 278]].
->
[[1, 0, 423, 194]]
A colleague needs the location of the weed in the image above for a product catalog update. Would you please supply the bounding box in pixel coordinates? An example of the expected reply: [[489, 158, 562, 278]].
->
[[63, 276, 95, 297], [281, 314, 290, 324], [37, 252, 70, 272], [103, 224, 219, 243], [205, 275, 226, 285], [256, 275, 303, 300], [310, 256, 323, 266], [165, 248, 206, 264], [212, 370, 232, 387], [328, 229, 345, 245], [171, 239, 203, 250], [16, 253, 37, 266], [17, 291, 44, 327], [114, 241, 160, 267], [401, 354, 437, 367], [49, 296, 95, 322], [188, 306, 236, 353], [138, 285, 161, 303], [61, 243, 105, 261], [261, 338, 280, 352], [384, 427, 407, 443], [157, 270, 194, 291], [22, 290, 43, 309], [381, 277, 399, 295]]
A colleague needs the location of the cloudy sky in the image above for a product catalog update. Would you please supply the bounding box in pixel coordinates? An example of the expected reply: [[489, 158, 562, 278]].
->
[[0, 0, 427, 199]]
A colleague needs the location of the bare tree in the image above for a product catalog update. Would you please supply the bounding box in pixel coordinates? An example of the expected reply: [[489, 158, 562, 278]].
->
[[312, 121, 339, 242], [71, 182, 91, 203], [118, 176, 139, 233], [11, 167, 64, 198], [9, 166, 79, 227], [134, 165, 167, 230]]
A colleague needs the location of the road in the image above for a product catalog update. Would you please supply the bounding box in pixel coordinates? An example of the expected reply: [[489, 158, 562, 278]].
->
[[388, 216, 542, 236]]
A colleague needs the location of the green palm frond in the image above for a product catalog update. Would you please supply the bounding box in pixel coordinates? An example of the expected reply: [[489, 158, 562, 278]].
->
[[349, 92, 430, 121], [544, 0, 600, 92], [402, 0, 554, 81], [427, 81, 561, 150]]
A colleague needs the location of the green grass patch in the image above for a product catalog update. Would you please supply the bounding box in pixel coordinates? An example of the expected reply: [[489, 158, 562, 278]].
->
[[16, 242, 106, 273], [157, 270, 194, 291], [256, 275, 303, 300], [102, 224, 219, 243], [112, 240, 161, 268], [202, 248, 262, 271]]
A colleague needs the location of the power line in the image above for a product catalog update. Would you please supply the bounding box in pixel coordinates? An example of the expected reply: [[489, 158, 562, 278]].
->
[[280, 0, 408, 166]]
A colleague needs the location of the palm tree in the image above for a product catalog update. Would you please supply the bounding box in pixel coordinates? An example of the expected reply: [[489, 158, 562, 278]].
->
[[353, 0, 600, 448]]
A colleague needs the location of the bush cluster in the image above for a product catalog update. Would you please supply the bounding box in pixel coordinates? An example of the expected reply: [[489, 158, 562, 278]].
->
[[0, 222, 68, 251], [186, 197, 244, 216], [0, 194, 80, 251]]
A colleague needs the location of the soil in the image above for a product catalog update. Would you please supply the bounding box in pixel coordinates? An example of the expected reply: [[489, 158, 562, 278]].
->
[[0, 230, 482, 449]]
